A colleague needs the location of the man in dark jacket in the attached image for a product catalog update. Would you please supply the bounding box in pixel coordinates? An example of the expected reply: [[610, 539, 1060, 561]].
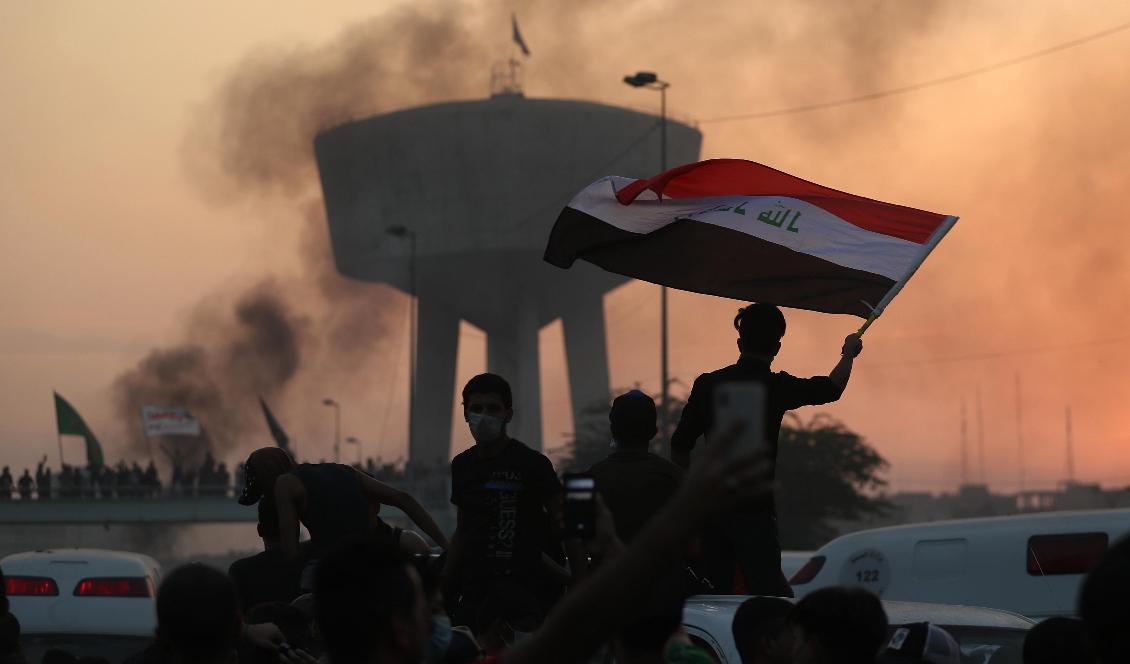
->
[[588, 390, 682, 543], [670, 303, 862, 594]]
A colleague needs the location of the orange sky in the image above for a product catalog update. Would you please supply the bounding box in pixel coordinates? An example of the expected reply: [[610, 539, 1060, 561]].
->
[[2, 1, 1130, 493]]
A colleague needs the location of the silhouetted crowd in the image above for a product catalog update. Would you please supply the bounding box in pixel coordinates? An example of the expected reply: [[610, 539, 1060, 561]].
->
[[0, 305, 1123, 663], [0, 452, 441, 503], [0, 453, 233, 501]]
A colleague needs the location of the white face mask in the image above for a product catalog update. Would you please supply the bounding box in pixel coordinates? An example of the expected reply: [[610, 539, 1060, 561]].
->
[[467, 412, 504, 443]]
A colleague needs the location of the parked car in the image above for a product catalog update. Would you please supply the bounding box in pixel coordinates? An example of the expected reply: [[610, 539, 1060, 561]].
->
[[682, 594, 1034, 664], [788, 508, 1130, 619], [2, 548, 161, 662]]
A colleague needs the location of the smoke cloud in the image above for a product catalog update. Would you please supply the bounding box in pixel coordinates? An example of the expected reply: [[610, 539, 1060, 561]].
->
[[111, 0, 1130, 488], [113, 283, 305, 457]]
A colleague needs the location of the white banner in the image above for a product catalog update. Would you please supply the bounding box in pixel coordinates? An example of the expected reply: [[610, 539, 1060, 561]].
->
[[141, 406, 201, 437]]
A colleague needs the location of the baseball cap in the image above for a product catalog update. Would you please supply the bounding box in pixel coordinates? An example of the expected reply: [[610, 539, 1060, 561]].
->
[[237, 447, 296, 506]]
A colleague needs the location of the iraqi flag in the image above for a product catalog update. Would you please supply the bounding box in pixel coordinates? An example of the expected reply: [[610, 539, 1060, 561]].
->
[[544, 159, 957, 320]]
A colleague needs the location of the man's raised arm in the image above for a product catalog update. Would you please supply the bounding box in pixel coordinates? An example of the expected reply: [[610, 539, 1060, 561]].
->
[[828, 333, 864, 391]]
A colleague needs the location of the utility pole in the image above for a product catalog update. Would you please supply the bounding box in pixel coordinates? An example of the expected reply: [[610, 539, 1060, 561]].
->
[[1066, 406, 1075, 483], [623, 70, 671, 435], [976, 387, 986, 484], [1015, 373, 1024, 492], [960, 398, 969, 488]]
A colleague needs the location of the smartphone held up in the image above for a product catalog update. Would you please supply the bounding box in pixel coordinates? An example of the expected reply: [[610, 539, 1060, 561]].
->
[[563, 473, 597, 540]]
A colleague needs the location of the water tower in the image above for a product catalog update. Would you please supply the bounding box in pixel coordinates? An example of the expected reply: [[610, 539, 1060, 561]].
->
[[314, 91, 701, 466]]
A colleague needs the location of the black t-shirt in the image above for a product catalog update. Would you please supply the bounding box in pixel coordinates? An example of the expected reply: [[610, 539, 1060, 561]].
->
[[228, 548, 303, 613], [671, 356, 843, 460], [450, 439, 561, 586], [290, 463, 369, 554], [588, 449, 682, 543], [671, 356, 842, 511]]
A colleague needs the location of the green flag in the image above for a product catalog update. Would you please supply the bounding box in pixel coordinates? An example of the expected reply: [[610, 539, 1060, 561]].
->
[[53, 391, 105, 469]]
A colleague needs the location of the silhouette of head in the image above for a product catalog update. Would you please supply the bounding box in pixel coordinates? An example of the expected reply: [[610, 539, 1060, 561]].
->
[[735, 303, 787, 358], [734, 596, 794, 664], [462, 373, 514, 443], [155, 563, 241, 662], [237, 447, 296, 506], [315, 538, 428, 663], [1022, 616, 1090, 664], [609, 390, 658, 448], [0, 612, 20, 658], [788, 586, 888, 664], [1080, 535, 1130, 663]]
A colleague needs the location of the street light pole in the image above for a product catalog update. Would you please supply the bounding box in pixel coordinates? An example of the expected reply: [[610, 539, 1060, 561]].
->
[[624, 71, 671, 435], [322, 398, 340, 463]]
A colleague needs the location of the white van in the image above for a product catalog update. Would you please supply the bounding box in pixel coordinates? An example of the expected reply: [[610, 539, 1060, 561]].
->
[[789, 508, 1130, 619]]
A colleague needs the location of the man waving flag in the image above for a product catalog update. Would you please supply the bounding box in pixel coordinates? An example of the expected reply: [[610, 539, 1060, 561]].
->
[[544, 159, 956, 329]]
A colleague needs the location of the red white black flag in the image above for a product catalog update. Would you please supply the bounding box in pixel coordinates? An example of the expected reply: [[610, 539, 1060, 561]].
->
[[544, 159, 956, 319]]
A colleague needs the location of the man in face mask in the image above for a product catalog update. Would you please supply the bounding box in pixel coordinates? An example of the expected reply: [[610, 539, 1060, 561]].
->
[[443, 373, 575, 639]]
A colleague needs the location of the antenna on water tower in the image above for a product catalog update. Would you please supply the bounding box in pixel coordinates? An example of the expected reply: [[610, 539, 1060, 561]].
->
[[491, 58, 525, 97]]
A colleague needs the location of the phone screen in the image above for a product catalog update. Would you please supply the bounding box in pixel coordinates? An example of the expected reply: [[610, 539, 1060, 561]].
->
[[563, 473, 596, 539], [712, 381, 767, 454]]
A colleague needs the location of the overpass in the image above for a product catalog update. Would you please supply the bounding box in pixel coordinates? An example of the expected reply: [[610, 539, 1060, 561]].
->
[[0, 481, 453, 527]]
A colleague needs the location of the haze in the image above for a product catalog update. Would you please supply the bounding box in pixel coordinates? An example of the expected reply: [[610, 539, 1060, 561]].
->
[[2, 0, 1129, 493]]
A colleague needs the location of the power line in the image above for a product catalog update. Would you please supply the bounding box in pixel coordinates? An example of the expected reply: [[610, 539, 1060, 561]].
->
[[868, 334, 1130, 368], [699, 18, 1130, 124]]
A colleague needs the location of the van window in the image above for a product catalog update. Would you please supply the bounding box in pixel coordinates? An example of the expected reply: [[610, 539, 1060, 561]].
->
[[1026, 532, 1108, 576], [913, 538, 968, 579]]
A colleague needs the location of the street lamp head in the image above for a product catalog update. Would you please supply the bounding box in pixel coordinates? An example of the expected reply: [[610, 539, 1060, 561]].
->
[[322, 398, 336, 407], [386, 225, 412, 238], [624, 71, 659, 87]]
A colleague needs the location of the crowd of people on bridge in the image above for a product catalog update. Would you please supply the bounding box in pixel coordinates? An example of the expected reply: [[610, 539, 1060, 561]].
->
[[0, 450, 438, 503], [1, 304, 1126, 663]]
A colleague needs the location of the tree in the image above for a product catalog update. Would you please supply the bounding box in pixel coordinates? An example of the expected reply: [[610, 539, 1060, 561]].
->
[[775, 413, 890, 549], [553, 391, 889, 550]]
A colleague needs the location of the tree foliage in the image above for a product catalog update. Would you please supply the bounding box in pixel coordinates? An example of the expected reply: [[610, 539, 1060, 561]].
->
[[553, 391, 890, 550], [775, 413, 891, 549]]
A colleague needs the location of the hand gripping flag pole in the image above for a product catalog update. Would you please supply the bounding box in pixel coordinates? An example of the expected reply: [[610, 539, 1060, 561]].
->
[[855, 215, 959, 337]]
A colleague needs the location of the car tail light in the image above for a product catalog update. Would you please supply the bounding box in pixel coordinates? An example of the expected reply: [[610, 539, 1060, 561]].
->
[[73, 577, 153, 597], [5, 576, 59, 596], [1027, 533, 1109, 576], [789, 556, 826, 585]]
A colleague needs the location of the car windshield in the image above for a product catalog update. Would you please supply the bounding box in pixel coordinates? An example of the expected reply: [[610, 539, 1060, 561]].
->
[[939, 626, 1027, 664], [19, 633, 153, 664]]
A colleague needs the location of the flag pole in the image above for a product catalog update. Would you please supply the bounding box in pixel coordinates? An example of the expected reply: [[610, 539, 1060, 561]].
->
[[856, 215, 959, 337], [53, 389, 64, 467]]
